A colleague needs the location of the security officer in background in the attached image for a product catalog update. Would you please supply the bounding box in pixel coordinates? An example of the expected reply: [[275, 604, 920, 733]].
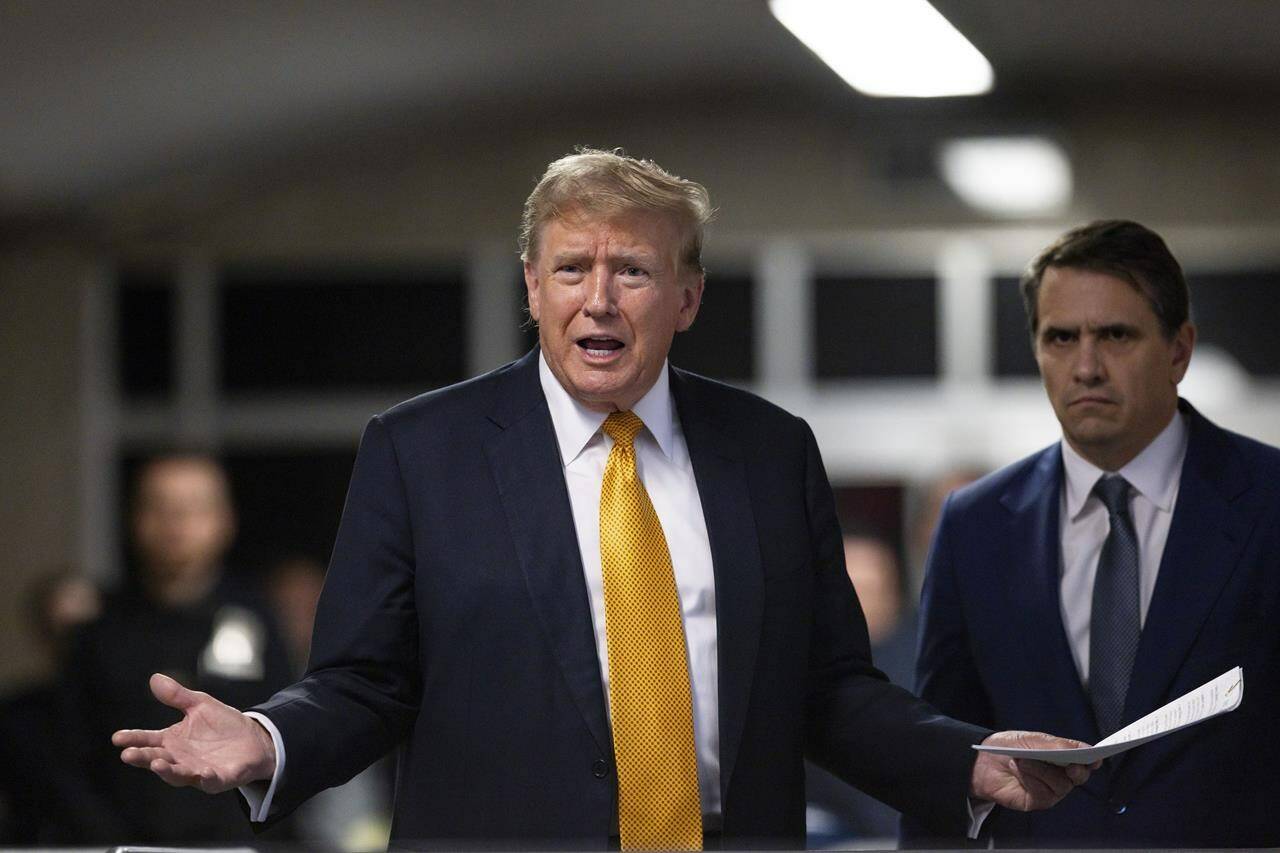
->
[[64, 452, 292, 845]]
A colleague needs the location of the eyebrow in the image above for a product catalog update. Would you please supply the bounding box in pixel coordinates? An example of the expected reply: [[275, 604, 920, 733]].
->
[[547, 248, 661, 267], [1039, 321, 1142, 338], [1095, 322, 1141, 335], [547, 249, 591, 267]]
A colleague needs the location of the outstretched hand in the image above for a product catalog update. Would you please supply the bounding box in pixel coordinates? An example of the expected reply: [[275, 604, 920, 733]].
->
[[112, 673, 277, 794], [971, 731, 1100, 812]]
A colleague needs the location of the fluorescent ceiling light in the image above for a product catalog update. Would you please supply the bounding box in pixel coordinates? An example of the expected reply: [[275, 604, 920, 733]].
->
[[768, 0, 994, 98], [939, 136, 1073, 217]]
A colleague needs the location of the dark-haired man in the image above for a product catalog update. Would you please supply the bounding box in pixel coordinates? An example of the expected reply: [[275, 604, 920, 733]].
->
[[908, 220, 1280, 847], [114, 151, 1096, 850]]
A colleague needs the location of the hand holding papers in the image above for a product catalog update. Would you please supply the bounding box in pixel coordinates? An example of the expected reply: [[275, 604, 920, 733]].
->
[[973, 666, 1244, 766]]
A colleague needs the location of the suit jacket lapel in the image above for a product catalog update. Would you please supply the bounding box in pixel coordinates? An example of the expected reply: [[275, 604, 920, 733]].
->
[[1120, 403, 1255, 735], [1000, 447, 1101, 744], [670, 368, 764, 808], [483, 350, 611, 756]]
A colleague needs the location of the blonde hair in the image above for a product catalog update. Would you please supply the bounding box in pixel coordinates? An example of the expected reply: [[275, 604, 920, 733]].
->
[[519, 148, 714, 271]]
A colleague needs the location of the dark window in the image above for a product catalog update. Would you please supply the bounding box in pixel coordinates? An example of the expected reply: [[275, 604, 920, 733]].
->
[[832, 482, 905, 559], [118, 268, 174, 400], [220, 268, 466, 393], [994, 276, 1038, 377], [669, 275, 754, 382], [1188, 273, 1280, 376], [221, 449, 358, 575], [815, 276, 937, 378]]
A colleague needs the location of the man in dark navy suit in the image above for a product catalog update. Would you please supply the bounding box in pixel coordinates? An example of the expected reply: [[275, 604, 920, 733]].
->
[[114, 150, 1094, 850], [907, 220, 1280, 848]]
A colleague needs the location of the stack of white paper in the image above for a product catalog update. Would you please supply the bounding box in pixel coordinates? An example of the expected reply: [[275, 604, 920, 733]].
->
[[972, 666, 1243, 766]]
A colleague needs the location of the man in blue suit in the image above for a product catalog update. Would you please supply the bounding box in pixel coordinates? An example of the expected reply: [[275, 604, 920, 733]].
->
[[907, 220, 1280, 848], [113, 150, 1094, 850]]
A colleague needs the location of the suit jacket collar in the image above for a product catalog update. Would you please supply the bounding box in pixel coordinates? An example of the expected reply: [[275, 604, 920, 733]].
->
[[998, 446, 1102, 744], [484, 349, 613, 756], [1119, 400, 1254, 741]]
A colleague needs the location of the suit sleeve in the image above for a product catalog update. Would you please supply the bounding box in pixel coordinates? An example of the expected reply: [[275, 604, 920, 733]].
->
[[798, 421, 991, 837], [900, 493, 997, 847], [248, 414, 421, 822]]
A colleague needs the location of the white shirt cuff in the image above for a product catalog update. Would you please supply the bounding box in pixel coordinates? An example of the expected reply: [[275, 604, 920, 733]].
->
[[240, 711, 286, 822], [967, 797, 996, 840]]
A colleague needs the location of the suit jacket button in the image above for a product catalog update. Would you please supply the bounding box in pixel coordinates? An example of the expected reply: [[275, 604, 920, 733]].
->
[[592, 759, 608, 779], [1110, 802, 1127, 815]]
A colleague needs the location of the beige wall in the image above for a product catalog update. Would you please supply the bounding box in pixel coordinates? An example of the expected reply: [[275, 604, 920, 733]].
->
[[101, 96, 1280, 259], [0, 248, 89, 686]]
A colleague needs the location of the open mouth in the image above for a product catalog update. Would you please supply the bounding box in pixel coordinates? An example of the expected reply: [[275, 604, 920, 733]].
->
[[577, 337, 624, 358]]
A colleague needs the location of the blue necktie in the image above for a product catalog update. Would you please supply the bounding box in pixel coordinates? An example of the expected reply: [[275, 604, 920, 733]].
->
[[1089, 474, 1141, 737]]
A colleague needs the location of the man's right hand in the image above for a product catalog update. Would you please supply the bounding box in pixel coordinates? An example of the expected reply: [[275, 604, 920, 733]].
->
[[112, 672, 277, 794]]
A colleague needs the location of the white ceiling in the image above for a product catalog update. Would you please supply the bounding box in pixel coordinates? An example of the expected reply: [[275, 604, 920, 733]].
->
[[3, 0, 1279, 212]]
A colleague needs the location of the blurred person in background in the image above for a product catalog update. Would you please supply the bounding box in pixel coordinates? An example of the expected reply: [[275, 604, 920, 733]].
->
[[842, 533, 915, 685], [267, 554, 393, 852], [0, 569, 123, 844], [268, 554, 328, 676], [907, 220, 1280, 847], [63, 452, 292, 845], [806, 530, 918, 847]]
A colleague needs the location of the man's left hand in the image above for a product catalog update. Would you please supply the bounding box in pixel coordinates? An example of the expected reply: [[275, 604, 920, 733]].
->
[[971, 731, 1100, 811]]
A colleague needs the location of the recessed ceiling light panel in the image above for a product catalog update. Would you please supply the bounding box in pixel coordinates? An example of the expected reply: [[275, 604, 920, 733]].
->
[[769, 0, 994, 98], [939, 136, 1073, 216]]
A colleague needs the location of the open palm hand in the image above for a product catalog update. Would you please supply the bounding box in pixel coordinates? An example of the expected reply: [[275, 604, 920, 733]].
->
[[112, 672, 276, 794]]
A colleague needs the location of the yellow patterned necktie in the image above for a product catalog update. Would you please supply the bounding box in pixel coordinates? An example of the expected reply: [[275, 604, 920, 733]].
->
[[599, 411, 703, 851]]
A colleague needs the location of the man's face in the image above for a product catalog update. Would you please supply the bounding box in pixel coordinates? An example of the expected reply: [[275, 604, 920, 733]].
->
[[132, 459, 235, 582], [1034, 266, 1195, 470], [524, 210, 703, 413]]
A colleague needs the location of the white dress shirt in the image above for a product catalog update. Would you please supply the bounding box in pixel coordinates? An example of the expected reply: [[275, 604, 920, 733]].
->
[[538, 354, 723, 821], [1058, 412, 1189, 684]]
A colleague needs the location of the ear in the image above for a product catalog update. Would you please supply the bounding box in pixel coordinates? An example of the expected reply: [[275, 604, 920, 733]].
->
[[674, 271, 705, 333], [1170, 321, 1196, 384], [523, 260, 541, 323]]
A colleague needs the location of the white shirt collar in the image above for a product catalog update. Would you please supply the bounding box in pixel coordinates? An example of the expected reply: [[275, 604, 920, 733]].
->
[[1061, 410, 1189, 520], [538, 352, 676, 465]]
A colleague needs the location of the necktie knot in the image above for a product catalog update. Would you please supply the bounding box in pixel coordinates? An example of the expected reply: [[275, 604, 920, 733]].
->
[[1094, 474, 1132, 517], [603, 411, 645, 448]]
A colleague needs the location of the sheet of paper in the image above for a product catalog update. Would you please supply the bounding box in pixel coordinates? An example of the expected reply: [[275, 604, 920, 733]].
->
[[972, 666, 1243, 766]]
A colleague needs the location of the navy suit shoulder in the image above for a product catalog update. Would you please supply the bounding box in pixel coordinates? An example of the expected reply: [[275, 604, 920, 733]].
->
[[944, 445, 1059, 515], [379, 356, 516, 426]]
